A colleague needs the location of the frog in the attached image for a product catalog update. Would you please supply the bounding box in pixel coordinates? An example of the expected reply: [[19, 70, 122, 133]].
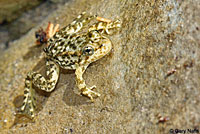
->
[[19, 12, 121, 119]]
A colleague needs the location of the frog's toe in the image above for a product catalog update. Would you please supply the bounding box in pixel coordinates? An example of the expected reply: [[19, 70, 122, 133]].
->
[[90, 85, 96, 90], [90, 86, 100, 97], [17, 106, 35, 120], [81, 87, 100, 101], [91, 90, 101, 97]]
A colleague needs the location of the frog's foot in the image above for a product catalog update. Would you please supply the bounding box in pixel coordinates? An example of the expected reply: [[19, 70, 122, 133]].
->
[[89, 17, 121, 35], [17, 74, 36, 120], [17, 102, 35, 120], [81, 86, 100, 102]]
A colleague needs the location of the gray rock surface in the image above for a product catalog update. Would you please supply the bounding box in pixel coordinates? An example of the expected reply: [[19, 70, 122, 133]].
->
[[0, 0, 199, 133], [0, 0, 68, 49], [0, 0, 42, 24]]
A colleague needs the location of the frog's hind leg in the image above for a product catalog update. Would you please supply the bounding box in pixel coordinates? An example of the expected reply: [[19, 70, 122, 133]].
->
[[19, 75, 36, 119], [60, 12, 97, 35], [19, 59, 60, 119], [88, 18, 121, 35]]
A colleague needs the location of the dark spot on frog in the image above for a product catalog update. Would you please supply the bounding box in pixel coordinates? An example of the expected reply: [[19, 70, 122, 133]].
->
[[70, 44, 74, 48], [53, 35, 59, 39], [76, 40, 82, 44], [53, 47, 57, 51], [71, 45, 77, 50], [49, 38, 53, 42], [66, 55, 70, 59], [60, 41, 65, 46], [69, 35, 74, 40], [24, 90, 29, 95]]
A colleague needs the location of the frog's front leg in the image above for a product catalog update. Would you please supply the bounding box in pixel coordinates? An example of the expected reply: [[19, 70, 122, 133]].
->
[[75, 65, 100, 102], [19, 59, 60, 119]]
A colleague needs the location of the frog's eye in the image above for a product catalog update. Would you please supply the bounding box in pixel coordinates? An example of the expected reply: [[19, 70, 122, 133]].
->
[[82, 46, 94, 56]]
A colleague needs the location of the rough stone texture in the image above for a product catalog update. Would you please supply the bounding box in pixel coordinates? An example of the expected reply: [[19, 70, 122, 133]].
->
[[0, 0, 199, 133], [0, 0, 42, 24], [0, 0, 68, 49]]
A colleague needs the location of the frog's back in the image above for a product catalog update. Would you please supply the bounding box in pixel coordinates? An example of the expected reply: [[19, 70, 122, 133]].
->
[[44, 32, 88, 69]]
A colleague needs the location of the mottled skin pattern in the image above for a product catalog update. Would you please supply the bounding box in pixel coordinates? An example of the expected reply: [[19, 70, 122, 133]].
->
[[19, 12, 121, 119]]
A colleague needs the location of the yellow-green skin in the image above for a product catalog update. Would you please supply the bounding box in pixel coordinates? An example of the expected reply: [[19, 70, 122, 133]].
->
[[20, 12, 121, 119]]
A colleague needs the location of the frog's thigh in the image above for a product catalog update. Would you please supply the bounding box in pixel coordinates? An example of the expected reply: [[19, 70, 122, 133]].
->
[[64, 12, 97, 34], [88, 19, 121, 35], [32, 59, 60, 92]]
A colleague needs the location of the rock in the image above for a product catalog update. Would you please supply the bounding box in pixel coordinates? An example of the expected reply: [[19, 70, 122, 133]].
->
[[0, 0, 42, 24], [0, 0, 199, 133]]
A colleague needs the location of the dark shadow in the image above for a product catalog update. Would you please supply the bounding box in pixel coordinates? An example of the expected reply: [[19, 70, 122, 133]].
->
[[60, 68, 94, 106], [23, 44, 45, 60], [62, 85, 92, 106]]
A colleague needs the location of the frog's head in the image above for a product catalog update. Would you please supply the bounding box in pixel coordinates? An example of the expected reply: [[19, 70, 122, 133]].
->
[[81, 30, 112, 64]]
